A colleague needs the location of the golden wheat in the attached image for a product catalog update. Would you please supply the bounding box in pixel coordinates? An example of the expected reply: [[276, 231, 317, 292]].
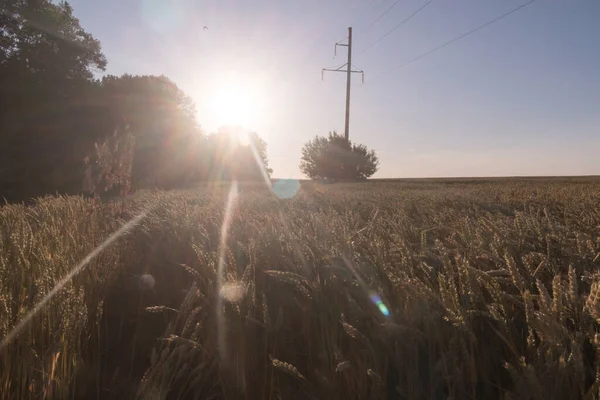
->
[[1, 179, 600, 399]]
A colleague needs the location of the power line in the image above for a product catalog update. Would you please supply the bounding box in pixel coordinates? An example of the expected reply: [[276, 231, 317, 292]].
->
[[349, 2, 373, 29], [357, 0, 436, 57], [368, 0, 537, 83], [335, 0, 400, 47], [322, 62, 347, 72], [334, 1, 380, 45], [364, 0, 402, 31]]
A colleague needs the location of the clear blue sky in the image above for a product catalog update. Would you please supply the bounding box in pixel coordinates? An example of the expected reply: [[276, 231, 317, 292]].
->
[[70, 0, 600, 178]]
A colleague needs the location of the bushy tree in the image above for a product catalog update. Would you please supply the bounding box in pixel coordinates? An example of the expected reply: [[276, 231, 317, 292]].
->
[[300, 131, 379, 181]]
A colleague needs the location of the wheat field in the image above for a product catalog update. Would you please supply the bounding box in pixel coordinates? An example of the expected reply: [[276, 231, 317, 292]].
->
[[1, 179, 600, 399]]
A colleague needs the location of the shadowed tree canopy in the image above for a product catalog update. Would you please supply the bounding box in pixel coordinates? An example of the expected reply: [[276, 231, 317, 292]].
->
[[0, 0, 106, 81], [300, 131, 379, 181], [0, 0, 108, 201], [98, 74, 202, 189], [0, 0, 274, 202]]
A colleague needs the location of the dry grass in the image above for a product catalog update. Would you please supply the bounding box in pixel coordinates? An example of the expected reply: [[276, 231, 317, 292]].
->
[[2, 179, 600, 399]]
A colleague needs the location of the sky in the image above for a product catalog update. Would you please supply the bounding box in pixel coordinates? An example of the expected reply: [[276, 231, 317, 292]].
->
[[69, 0, 600, 178]]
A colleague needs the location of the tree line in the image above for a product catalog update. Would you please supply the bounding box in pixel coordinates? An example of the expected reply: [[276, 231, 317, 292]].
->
[[0, 0, 378, 203]]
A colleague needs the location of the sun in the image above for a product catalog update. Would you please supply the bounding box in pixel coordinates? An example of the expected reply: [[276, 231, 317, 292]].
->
[[209, 83, 262, 134]]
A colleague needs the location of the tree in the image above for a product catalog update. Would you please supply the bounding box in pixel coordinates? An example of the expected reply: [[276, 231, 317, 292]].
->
[[0, 0, 108, 202], [0, 0, 106, 110], [0, 1, 106, 76], [98, 74, 202, 189], [300, 131, 379, 181], [202, 127, 272, 181], [241, 131, 273, 179], [0, 1, 276, 201]]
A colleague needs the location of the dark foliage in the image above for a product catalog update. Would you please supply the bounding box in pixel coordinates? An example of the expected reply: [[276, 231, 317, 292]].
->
[[0, 0, 108, 201], [0, 0, 272, 202], [97, 74, 202, 190]]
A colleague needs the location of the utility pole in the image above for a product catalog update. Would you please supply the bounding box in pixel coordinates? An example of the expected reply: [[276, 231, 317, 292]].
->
[[322, 27, 364, 141], [344, 27, 353, 141]]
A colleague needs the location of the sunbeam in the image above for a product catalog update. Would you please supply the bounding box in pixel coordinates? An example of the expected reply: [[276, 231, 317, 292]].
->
[[0, 209, 149, 352], [247, 138, 272, 190], [216, 181, 239, 364]]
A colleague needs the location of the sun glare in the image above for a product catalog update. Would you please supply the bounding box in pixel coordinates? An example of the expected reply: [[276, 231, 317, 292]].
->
[[236, 130, 250, 146], [210, 84, 262, 132]]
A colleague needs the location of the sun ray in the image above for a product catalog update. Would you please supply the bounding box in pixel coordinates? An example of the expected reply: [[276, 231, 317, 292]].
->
[[0, 209, 150, 352], [216, 181, 239, 364]]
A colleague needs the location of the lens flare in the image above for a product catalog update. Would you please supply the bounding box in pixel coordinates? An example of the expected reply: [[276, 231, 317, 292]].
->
[[220, 283, 245, 302], [273, 179, 300, 199], [138, 274, 156, 291], [140, 0, 183, 32], [338, 255, 391, 318], [369, 292, 390, 317]]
